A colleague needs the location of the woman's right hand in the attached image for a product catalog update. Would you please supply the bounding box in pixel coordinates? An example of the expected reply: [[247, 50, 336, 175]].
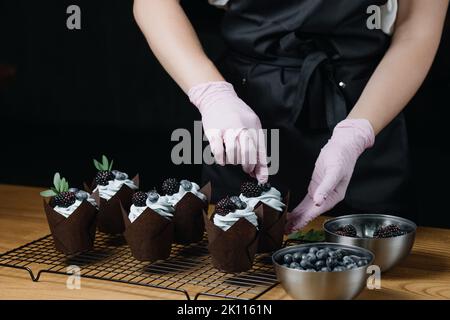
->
[[188, 81, 269, 183]]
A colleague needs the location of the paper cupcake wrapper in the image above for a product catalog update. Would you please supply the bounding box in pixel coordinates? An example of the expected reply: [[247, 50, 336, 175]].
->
[[43, 199, 98, 255], [90, 174, 139, 234], [253, 192, 290, 253], [203, 211, 259, 273], [121, 204, 173, 262], [172, 182, 211, 244]]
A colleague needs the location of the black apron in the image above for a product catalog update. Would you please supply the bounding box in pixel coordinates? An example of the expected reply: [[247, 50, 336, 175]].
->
[[202, 0, 413, 219]]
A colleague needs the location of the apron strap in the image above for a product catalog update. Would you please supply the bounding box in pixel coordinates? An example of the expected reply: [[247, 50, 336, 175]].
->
[[291, 50, 348, 130]]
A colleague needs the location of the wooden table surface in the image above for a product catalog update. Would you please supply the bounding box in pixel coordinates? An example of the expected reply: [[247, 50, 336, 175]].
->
[[0, 184, 449, 300]]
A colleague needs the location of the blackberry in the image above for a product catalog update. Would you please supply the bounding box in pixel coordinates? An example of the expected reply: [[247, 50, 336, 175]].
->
[[95, 170, 114, 186], [54, 192, 76, 208], [161, 178, 179, 195], [373, 224, 405, 238], [335, 224, 357, 237], [132, 191, 147, 207], [215, 197, 238, 216], [240, 181, 263, 198]]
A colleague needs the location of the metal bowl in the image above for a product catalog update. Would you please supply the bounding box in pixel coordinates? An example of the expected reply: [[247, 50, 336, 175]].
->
[[273, 243, 374, 300], [324, 214, 416, 272]]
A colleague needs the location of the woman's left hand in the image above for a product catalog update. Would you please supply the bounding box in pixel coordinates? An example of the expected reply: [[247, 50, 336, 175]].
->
[[285, 119, 375, 234]]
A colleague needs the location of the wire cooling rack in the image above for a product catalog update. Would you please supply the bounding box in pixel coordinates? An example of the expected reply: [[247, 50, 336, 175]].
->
[[0, 233, 279, 300]]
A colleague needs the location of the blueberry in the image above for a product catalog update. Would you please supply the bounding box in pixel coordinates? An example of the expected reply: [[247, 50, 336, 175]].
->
[[305, 253, 317, 263], [342, 256, 355, 265], [333, 266, 346, 272], [260, 182, 272, 192], [328, 250, 337, 259], [315, 260, 325, 269], [306, 269, 317, 272], [334, 249, 345, 260], [309, 247, 319, 254], [301, 254, 308, 261], [283, 254, 293, 264], [68, 188, 79, 193], [316, 249, 328, 260], [147, 191, 159, 203], [111, 170, 127, 180], [230, 196, 247, 209], [346, 263, 358, 270], [300, 259, 313, 269], [292, 252, 303, 262], [180, 179, 192, 191], [321, 267, 330, 272], [357, 260, 368, 267], [75, 190, 89, 201], [290, 262, 300, 269], [326, 257, 337, 269]]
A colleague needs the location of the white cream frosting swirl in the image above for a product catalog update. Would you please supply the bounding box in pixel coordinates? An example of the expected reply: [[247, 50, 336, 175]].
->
[[213, 206, 258, 232], [239, 187, 285, 212], [128, 195, 174, 223], [166, 182, 207, 206], [54, 198, 97, 218], [94, 178, 137, 201]]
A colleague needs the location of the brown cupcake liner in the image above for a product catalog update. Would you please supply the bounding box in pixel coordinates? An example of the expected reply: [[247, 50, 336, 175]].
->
[[89, 174, 139, 234], [121, 204, 173, 262], [253, 192, 290, 253], [203, 211, 259, 273], [172, 182, 211, 244], [43, 199, 98, 255]]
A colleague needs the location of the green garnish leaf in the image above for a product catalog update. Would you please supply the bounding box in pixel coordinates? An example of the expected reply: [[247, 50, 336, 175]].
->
[[287, 229, 325, 242], [102, 155, 108, 170], [53, 172, 61, 190], [51, 187, 59, 194], [60, 178, 69, 192], [40, 189, 57, 197], [93, 155, 113, 171], [93, 159, 102, 171]]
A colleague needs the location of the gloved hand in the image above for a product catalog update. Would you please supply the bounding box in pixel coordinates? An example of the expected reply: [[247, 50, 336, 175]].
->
[[285, 119, 375, 233], [188, 81, 268, 183]]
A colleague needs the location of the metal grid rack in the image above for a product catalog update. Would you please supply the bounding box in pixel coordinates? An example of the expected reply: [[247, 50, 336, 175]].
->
[[0, 233, 279, 300]]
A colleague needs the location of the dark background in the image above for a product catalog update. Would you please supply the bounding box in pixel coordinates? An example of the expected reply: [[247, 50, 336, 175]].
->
[[0, 0, 449, 228]]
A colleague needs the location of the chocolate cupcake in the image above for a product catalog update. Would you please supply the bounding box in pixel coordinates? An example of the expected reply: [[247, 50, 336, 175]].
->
[[239, 182, 288, 253], [86, 155, 138, 234], [121, 190, 174, 262], [204, 197, 259, 273], [160, 178, 210, 244], [40, 173, 98, 255]]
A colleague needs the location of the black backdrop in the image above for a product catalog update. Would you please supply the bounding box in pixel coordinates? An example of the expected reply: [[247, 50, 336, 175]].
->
[[0, 0, 449, 228]]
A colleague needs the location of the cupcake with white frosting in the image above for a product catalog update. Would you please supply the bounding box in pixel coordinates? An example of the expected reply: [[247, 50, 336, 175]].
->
[[239, 182, 289, 253], [40, 173, 98, 255], [160, 178, 210, 244], [88, 155, 139, 234], [122, 190, 174, 262], [204, 196, 259, 273]]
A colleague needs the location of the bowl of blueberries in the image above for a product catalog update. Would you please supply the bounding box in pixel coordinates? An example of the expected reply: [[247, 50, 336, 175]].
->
[[273, 243, 374, 300], [324, 214, 416, 272]]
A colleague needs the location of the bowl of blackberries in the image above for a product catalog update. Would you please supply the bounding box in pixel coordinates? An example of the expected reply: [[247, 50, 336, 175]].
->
[[273, 243, 374, 300], [324, 214, 416, 272]]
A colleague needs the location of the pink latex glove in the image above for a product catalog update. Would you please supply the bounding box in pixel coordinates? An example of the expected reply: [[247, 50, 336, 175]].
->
[[285, 119, 375, 234], [188, 81, 268, 183]]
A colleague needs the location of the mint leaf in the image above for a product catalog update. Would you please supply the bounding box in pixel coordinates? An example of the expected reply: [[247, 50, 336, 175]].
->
[[93, 159, 102, 171], [108, 159, 113, 171], [53, 172, 61, 190], [287, 229, 325, 242], [40, 189, 57, 197], [102, 155, 108, 170]]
